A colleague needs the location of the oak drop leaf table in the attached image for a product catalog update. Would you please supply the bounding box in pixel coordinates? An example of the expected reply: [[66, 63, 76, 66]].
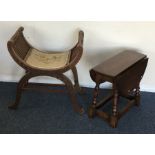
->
[[88, 50, 148, 128]]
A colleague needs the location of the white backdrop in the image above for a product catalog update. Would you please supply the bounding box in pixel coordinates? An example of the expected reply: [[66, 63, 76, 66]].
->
[[0, 21, 154, 92]]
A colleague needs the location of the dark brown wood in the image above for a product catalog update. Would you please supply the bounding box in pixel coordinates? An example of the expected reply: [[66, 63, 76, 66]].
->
[[7, 27, 84, 114], [88, 83, 100, 118], [135, 86, 140, 106], [93, 50, 146, 78], [89, 50, 148, 128], [95, 94, 113, 109], [96, 110, 110, 122], [110, 84, 119, 128], [92, 83, 100, 106], [118, 99, 135, 119]]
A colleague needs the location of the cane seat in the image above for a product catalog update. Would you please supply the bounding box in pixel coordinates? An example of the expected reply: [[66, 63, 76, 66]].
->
[[7, 27, 84, 114], [25, 48, 71, 69]]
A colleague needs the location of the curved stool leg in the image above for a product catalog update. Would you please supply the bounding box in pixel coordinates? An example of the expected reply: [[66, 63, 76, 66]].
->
[[71, 66, 84, 94], [53, 73, 84, 114], [8, 72, 32, 109]]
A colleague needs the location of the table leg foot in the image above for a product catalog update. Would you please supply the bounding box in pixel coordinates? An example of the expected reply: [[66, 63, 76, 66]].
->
[[110, 116, 118, 128]]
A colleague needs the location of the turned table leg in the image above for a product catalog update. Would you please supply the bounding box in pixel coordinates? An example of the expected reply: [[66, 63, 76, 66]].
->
[[135, 86, 140, 106], [88, 83, 100, 118], [110, 84, 119, 128]]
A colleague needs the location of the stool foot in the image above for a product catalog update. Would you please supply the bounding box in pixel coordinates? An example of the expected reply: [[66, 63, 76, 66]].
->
[[8, 103, 18, 109]]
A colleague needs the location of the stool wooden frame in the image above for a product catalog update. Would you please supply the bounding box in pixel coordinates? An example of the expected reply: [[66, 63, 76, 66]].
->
[[7, 27, 84, 114]]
